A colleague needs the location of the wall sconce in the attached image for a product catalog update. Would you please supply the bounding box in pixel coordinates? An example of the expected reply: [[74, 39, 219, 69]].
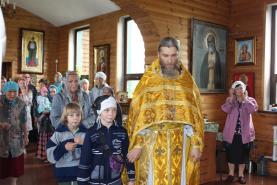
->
[[55, 59, 58, 72], [1, 0, 16, 19]]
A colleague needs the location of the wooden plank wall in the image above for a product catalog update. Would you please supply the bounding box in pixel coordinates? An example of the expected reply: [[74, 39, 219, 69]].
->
[[3, 7, 58, 83], [57, 11, 126, 87]]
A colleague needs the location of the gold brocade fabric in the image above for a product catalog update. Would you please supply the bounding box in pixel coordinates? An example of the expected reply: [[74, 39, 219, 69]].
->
[[126, 59, 204, 185]]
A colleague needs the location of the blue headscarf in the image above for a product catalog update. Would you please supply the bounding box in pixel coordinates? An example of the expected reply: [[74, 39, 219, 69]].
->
[[48, 84, 57, 102], [2, 81, 19, 93]]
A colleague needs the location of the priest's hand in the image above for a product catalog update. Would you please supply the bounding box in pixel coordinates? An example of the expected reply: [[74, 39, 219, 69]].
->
[[190, 147, 202, 162], [127, 147, 142, 162]]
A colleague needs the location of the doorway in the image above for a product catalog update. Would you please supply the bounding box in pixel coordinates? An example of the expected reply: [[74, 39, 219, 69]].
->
[[2, 61, 12, 80]]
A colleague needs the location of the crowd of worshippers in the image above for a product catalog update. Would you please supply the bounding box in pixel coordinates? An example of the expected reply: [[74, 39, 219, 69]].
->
[[0, 70, 122, 142], [0, 71, 132, 185]]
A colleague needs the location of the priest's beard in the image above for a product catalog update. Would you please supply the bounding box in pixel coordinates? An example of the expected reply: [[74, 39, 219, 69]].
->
[[160, 63, 180, 78]]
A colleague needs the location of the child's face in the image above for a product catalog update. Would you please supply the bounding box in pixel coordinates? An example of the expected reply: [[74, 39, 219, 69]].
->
[[67, 111, 81, 129], [50, 89, 56, 97], [41, 90, 48, 97], [100, 107, 116, 124]]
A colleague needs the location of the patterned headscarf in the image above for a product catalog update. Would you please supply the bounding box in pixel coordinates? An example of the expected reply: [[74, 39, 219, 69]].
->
[[2, 81, 19, 93]]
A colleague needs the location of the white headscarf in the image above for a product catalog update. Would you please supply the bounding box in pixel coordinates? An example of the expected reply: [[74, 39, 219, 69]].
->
[[95, 72, 107, 81], [231, 81, 246, 92], [96, 96, 117, 115]]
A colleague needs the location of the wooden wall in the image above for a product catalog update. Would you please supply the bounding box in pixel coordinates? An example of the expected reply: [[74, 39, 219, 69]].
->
[[3, 7, 58, 83], [57, 11, 127, 87]]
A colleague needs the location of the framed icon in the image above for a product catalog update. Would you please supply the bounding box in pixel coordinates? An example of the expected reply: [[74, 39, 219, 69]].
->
[[19, 28, 44, 74], [191, 19, 228, 93], [235, 37, 255, 65], [93, 44, 110, 83]]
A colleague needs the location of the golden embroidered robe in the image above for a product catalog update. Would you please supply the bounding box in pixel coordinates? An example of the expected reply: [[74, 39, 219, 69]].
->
[[126, 59, 204, 185]]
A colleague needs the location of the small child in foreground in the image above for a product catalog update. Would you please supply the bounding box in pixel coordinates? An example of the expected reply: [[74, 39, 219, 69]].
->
[[47, 103, 87, 185]]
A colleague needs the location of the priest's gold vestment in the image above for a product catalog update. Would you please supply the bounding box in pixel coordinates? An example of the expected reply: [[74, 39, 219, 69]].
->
[[126, 59, 204, 185]]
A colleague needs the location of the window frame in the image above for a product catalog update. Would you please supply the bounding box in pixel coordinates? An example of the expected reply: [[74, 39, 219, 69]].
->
[[73, 26, 90, 71], [270, 6, 277, 104], [123, 17, 143, 91]]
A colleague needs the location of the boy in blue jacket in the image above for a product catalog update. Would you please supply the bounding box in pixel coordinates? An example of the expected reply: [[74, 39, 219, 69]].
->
[[47, 103, 87, 185]]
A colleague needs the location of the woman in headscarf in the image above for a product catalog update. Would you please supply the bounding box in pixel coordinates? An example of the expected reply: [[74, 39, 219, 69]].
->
[[0, 81, 29, 185], [90, 72, 109, 104], [80, 79, 90, 95], [222, 81, 258, 184], [48, 85, 57, 103]]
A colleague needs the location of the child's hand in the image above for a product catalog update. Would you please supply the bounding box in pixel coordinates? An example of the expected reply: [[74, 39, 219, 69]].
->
[[127, 148, 142, 162], [65, 142, 77, 151], [74, 136, 84, 145], [127, 181, 135, 185]]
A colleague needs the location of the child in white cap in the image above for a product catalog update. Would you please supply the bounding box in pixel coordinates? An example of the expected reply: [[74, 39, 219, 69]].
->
[[77, 95, 135, 185]]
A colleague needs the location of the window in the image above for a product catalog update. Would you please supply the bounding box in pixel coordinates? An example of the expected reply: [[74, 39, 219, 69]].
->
[[270, 6, 277, 104], [74, 27, 90, 78], [123, 17, 145, 98]]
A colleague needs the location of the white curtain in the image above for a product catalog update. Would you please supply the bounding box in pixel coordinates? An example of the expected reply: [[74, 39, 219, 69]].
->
[[0, 8, 7, 88]]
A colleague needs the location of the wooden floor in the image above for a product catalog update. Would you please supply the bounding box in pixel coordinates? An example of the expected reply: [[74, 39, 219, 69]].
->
[[17, 149, 277, 185], [204, 174, 277, 185]]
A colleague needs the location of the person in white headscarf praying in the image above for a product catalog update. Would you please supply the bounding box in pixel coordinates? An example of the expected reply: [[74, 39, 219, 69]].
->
[[221, 81, 258, 184]]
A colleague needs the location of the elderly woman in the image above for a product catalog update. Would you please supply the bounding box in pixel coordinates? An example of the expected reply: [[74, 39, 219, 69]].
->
[[80, 78, 90, 95], [222, 81, 258, 184], [90, 71, 109, 103], [50, 71, 94, 129], [0, 81, 29, 185]]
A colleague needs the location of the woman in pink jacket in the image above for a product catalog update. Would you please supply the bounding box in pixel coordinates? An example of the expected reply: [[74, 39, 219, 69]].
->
[[222, 81, 258, 184]]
